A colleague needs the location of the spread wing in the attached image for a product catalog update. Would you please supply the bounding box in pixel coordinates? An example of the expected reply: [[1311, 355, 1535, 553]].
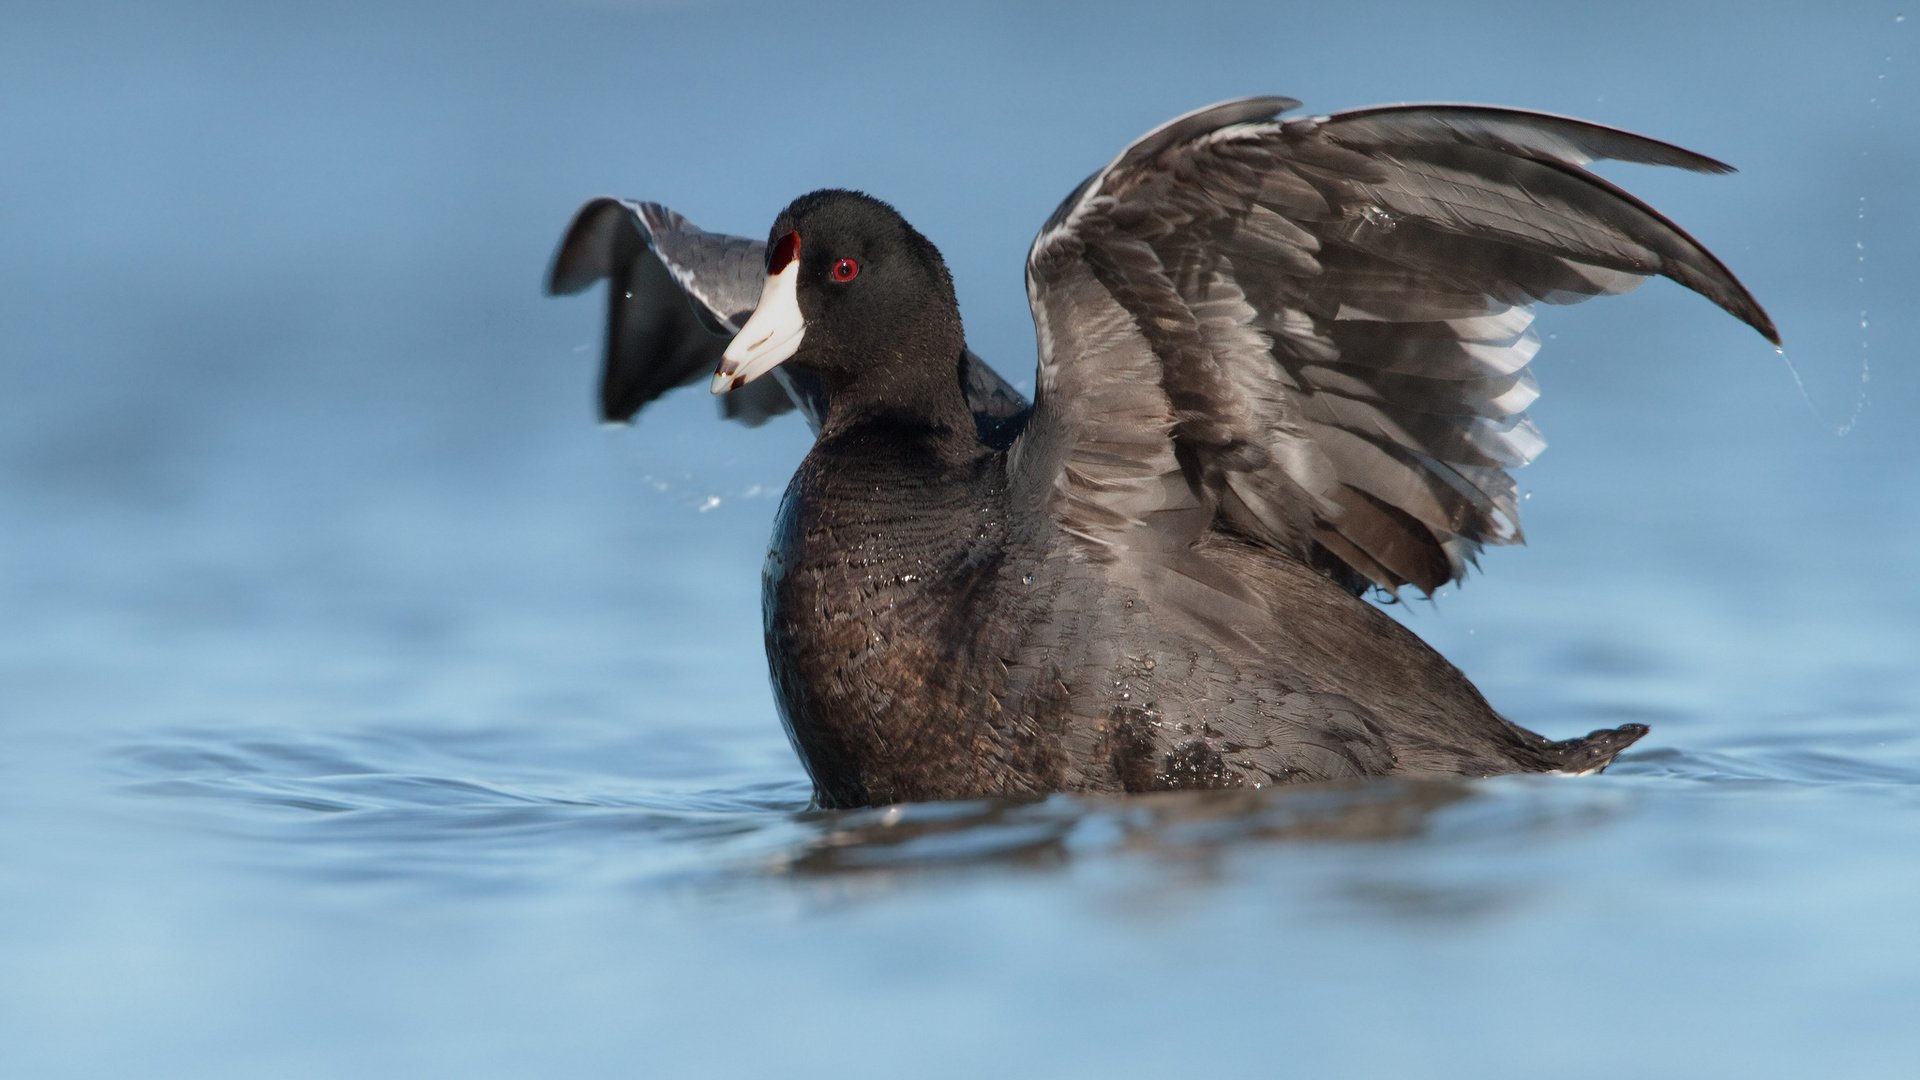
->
[[547, 198, 1028, 439], [547, 197, 806, 426], [1013, 97, 1777, 595]]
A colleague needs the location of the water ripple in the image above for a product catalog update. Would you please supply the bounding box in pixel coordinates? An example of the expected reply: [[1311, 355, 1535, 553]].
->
[[104, 717, 1920, 907]]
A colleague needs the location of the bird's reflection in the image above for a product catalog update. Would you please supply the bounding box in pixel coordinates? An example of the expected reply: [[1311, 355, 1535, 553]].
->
[[772, 778, 1479, 878], [756, 776, 1637, 917]]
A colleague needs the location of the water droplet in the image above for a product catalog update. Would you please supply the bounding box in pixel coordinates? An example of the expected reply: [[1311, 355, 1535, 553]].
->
[[1021, 572, 1033, 586]]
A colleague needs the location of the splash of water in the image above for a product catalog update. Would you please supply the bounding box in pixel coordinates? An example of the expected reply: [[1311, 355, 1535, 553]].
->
[[1785, 15, 1902, 438]]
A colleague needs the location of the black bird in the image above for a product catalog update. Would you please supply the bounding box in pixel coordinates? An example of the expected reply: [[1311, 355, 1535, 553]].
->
[[549, 97, 1776, 809]]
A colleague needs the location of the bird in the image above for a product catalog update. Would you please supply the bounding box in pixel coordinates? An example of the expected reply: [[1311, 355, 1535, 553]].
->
[[548, 96, 1776, 809]]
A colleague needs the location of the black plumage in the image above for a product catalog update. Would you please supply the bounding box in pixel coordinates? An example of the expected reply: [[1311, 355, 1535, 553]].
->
[[548, 97, 1776, 808]]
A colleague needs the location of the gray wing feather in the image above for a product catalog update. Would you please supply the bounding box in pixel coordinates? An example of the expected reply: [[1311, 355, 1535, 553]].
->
[[1017, 97, 1777, 595]]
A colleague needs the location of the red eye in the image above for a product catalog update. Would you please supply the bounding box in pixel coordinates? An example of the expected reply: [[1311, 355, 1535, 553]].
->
[[830, 258, 859, 283]]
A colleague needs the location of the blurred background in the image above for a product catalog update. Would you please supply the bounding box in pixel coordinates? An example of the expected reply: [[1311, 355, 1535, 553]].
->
[[3, 2, 1916, 1077]]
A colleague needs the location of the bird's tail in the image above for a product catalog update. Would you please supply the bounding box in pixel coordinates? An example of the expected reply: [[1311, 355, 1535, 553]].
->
[[1551, 723, 1650, 775]]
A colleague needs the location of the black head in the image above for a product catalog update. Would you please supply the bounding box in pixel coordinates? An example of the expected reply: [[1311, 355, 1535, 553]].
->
[[714, 190, 968, 418]]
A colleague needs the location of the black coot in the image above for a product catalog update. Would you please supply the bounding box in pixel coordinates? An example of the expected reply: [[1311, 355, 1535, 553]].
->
[[551, 97, 1776, 808]]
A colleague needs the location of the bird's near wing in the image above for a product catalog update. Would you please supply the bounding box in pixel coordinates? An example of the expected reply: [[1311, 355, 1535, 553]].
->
[[548, 199, 1030, 439], [1014, 97, 1777, 596]]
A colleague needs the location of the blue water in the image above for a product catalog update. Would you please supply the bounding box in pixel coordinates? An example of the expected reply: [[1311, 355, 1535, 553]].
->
[[6, 2, 1918, 1076]]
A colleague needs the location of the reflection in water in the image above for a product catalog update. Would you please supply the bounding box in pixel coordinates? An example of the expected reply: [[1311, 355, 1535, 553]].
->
[[761, 778, 1625, 919], [776, 780, 1481, 878]]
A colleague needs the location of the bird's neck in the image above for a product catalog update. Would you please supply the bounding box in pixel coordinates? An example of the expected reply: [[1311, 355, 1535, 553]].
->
[[785, 390, 1007, 595], [804, 343, 981, 460]]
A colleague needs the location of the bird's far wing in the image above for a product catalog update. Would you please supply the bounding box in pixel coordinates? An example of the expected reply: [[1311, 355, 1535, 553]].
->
[[548, 199, 1029, 437], [547, 197, 800, 425]]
